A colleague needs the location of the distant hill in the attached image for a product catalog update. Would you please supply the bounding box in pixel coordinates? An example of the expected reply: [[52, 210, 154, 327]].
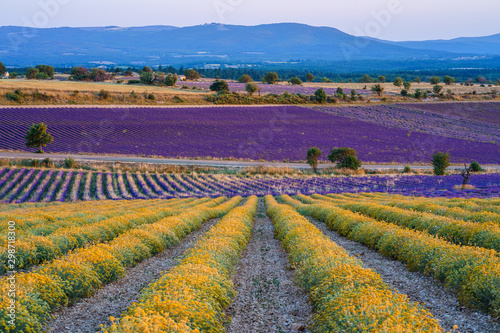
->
[[0, 23, 498, 67], [387, 34, 500, 55]]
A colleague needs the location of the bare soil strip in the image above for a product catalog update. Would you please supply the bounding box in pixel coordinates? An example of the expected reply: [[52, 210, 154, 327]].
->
[[225, 199, 312, 333], [44, 217, 221, 333], [307, 217, 500, 333]]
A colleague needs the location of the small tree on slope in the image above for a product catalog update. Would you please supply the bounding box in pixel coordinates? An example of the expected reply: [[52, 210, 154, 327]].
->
[[25, 123, 53, 153]]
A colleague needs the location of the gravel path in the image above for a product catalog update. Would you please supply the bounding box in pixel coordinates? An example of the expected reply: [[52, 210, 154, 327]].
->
[[44, 217, 221, 333], [307, 217, 500, 333], [225, 199, 312, 333]]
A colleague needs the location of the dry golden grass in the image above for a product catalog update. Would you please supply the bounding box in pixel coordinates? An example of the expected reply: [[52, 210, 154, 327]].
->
[[0, 78, 211, 94], [302, 81, 500, 95], [0, 79, 211, 105]]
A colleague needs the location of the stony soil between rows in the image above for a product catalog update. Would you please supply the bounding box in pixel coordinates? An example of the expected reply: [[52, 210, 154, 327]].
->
[[45, 217, 221, 333], [307, 217, 500, 333], [225, 199, 312, 333]]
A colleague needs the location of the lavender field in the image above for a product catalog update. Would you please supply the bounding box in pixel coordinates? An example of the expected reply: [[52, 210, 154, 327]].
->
[[1, 105, 498, 163], [0, 167, 498, 204], [314, 101, 500, 144]]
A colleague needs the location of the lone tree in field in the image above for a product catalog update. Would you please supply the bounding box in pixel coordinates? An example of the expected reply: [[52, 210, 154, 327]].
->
[[289, 77, 303, 85], [210, 80, 229, 92], [245, 82, 258, 96], [327, 147, 362, 170], [314, 88, 327, 103], [36, 65, 54, 78], [25, 123, 53, 153], [469, 161, 483, 172], [0, 61, 6, 77], [164, 73, 178, 86], [307, 147, 322, 172], [26, 67, 39, 80], [393, 77, 404, 87], [378, 75, 386, 83], [431, 152, 450, 176], [305, 73, 315, 82], [430, 76, 441, 85], [263, 72, 279, 84], [433, 85, 443, 95], [443, 75, 456, 85], [238, 74, 253, 83], [403, 81, 412, 90], [371, 84, 384, 97], [460, 163, 472, 189], [184, 69, 200, 80]]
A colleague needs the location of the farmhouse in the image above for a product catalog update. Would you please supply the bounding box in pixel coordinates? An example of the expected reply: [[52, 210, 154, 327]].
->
[[2, 71, 9, 79]]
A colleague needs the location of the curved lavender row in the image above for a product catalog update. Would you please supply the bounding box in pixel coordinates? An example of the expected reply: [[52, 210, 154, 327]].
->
[[115, 171, 133, 199], [153, 174, 177, 194], [95, 172, 106, 200], [82, 171, 93, 201], [143, 172, 170, 197], [14, 170, 45, 203], [124, 172, 148, 199], [69, 171, 83, 202], [3, 169, 37, 203], [179, 174, 212, 196], [55, 171, 74, 202], [30, 170, 55, 202], [134, 172, 159, 198], [0, 168, 27, 200], [164, 175, 190, 196], [42, 170, 65, 202], [105, 171, 120, 200]]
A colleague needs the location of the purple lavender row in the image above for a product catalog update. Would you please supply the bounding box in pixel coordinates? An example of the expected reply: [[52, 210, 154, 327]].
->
[[105, 171, 120, 200], [124, 172, 148, 199], [3, 169, 38, 203], [0, 168, 27, 200], [115, 171, 134, 200], [152, 174, 176, 194], [42, 170, 65, 202], [30, 170, 55, 202], [95, 172, 106, 200], [55, 171, 74, 202], [143, 172, 171, 197], [14, 170, 45, 203], [82, 171, 93, 201], [69, 171, 84, 202], [134, 172, 159, 198]]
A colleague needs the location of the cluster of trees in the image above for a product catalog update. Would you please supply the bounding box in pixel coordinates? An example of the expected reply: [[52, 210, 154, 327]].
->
[[70, 67, 114, 82], [306, 147, 362, 172], [25, 65, 54, 80]]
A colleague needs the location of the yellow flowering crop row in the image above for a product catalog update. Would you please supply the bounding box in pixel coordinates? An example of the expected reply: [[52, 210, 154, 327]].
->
[[266, 195, 443, 332], [310, 194, 500, 252], [0, 198, 210, 274], [353, 193, 500, 219], [0, 198, 143, 224], [281, 194, 500, 317], [0, 196, 243, 333], [0, 199, 169, 236], [357, 193, 500, 214], [101, 196, 258, 333]]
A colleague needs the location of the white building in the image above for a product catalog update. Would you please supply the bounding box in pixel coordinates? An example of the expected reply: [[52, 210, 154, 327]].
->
[[2, 71, 9, 79]]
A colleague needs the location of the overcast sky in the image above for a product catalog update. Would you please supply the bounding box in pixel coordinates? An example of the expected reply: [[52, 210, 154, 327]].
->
[[2, 0, 499, 41]]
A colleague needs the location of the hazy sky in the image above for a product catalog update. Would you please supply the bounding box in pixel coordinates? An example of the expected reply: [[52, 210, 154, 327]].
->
[[3, 0, 499, 41]]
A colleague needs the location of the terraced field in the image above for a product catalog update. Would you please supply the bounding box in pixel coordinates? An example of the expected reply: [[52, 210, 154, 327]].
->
[[1, 194, 499, 332], [0, 167, 499, 205]]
